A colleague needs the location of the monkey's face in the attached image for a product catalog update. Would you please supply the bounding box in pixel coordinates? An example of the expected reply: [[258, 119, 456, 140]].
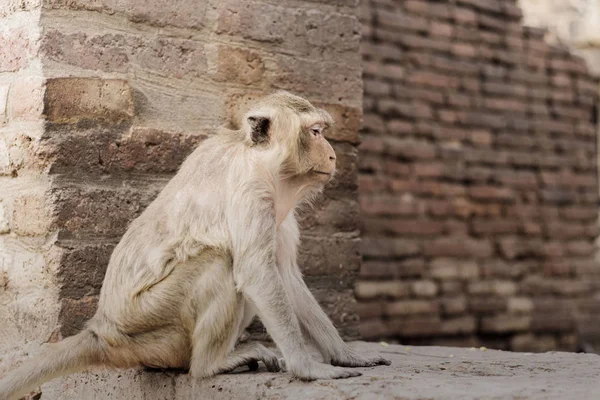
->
[[243, 91, 337, 185], [300, 120, 336, 184]]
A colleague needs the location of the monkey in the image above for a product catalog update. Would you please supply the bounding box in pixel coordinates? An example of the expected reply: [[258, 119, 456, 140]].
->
[[0, 91, 390, 400]]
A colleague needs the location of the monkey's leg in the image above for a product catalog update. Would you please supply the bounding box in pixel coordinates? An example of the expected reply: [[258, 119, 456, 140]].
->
[[216, 343, 280, 374]]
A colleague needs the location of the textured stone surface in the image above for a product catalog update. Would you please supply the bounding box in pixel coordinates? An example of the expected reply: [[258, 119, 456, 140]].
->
[[358, 0, 600, 351], [42, 341, 600, 400]]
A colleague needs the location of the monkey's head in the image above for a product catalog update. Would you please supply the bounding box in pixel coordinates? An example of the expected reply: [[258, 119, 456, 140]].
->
[[243, 91, 337, 186]]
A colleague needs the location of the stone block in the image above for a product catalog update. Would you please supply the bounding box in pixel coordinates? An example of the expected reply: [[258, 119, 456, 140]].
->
[[214, 46, 265, 85], [42, 30, 208, 79], [9, 76, 44, 121], [12, 192, 54, 236], [298, 236, 360, 281], [411, 280, 438, 297], [44, 0, 206, 28], [355, 281, 409, 300], [0, 26, 33, 72], [43, 125, 205, 175], [440, 316, 476, 335], [44, 78, 133, 125], [481, 314, 531, 333], [56, 241, 114, 299], [385, 299, 438, 316], [59, 295, 98, 337], [53, 186, 152, 240]]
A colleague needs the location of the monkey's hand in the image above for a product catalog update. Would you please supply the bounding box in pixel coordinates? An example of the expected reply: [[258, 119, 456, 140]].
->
[[286, 359, 362, 381], [331, 348, 391, 368]]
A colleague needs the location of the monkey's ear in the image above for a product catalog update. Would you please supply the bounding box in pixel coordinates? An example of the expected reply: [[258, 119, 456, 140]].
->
[[247, 116, 270, 144]]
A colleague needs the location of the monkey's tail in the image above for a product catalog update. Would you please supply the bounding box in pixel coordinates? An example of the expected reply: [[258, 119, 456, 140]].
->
[[0, 329, 104, 400]]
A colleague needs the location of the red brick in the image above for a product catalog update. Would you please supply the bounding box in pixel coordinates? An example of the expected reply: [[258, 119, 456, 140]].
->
[[440, 316, 476, 335], [468, 186, 514, 202], [408, 71, 459, 89], [59, 296, 99, 337], [364, 218, 445, 236], [481, 314, 531, 334], [387, 316, 442, 337], [385, 299, 438, 316], [361, 238, 420, 258], [424, 237, 493, 258]]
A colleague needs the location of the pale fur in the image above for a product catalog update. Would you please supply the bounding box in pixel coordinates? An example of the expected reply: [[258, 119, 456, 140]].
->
[[0, 91, 389, 400]]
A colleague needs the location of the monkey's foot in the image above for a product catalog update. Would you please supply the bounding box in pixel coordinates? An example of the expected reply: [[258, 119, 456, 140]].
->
[[331, 350, 392, 368], [289, 361, 362, 381]]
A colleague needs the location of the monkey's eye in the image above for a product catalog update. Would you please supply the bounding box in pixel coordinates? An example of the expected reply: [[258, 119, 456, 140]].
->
[[310, 125, 323, 137]]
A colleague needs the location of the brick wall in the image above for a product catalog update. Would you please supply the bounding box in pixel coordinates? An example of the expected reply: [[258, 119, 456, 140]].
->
[[0, 0, 363, 374], [357, 0, 600, 352]]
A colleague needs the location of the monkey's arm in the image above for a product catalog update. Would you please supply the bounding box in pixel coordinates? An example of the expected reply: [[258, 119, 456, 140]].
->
[[280, 260, 391, 368], [230, 198, 361, 380]]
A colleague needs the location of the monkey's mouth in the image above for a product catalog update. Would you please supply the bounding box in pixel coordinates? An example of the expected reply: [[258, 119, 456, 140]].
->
[[314, 171, 331, 175]]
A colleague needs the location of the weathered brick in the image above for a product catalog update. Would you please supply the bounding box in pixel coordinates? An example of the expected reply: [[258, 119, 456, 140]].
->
[[57, 242, 114, 298], [12, 192, 54, 236], [358, 318, 389, 340], [44, 78, 133, 124], [511, 334, 557, 353], [440, 316, 476, 335], [356, 302, 384, 319], [9, 76, 44, 121], [217, 2, 359, 56], [0, 27, 32, 72], [430, 258, 479, 280], [355, 281, 409, 300], [468, 280, 517, 296], [385, 299, 438, 316], [42, 30, 208, 78], [299, 236, 360, 280], [507, 297, 534, 314], [214, 46, 264, 85], [361, 237, 420, 258], [44, 126, 204, 175], [469, 296, 508, 314], [440, 296, 467, 316], [481, 314, 531, 333], [387, 316, 442, 337], [45, 0, 207, 29], [316, 103, 362, 144], [53, 186, 152, 239], [360, 259, 425, 280], [411, 280, 438, 297], [59, 295, 99, 337], [363, 218, 444, 236], [468, 186, 514, 202], [424, 237, 493, 258]]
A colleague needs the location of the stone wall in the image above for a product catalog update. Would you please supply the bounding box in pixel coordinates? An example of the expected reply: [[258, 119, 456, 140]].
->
[[357, 0, 600, 352], [0, 0, 363, 377]]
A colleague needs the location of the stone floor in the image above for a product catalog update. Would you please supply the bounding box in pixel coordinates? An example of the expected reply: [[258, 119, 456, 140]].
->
[[41, 341, 600, 399]]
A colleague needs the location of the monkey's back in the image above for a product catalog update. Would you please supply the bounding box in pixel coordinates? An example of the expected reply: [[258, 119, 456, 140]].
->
[[92, 129, 250, 341]]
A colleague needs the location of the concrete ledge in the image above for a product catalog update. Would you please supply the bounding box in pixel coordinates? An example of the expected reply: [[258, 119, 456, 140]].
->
[[41, 341, 600, 399]]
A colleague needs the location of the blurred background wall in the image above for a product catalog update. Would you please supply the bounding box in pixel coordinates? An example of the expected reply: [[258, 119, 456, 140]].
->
[[357, 0, 600, 352]]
